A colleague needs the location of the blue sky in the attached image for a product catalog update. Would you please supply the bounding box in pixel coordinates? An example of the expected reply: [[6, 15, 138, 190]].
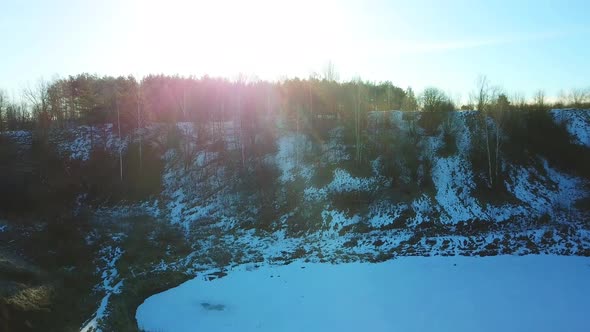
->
[[1, 0, 589, 101]]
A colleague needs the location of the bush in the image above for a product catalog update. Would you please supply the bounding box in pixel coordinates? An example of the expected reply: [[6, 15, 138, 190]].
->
[[210, 247, 233, 269], [504, 110, 590, 178], [103, 272, 190, 332]]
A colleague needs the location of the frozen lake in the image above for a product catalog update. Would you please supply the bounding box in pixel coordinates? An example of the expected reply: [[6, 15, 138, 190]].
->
[[136, 255, 590, 332]]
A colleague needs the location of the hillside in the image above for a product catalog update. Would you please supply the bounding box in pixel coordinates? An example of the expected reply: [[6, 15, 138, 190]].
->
[[1, 109, 589, 331]]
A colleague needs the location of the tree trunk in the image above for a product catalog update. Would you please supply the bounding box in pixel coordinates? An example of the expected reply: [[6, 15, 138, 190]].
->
[[296, 106, 300, 168], [89, 122, 94, 152], [116, 100, 123, 182], [137, 85, 143, 174], [483, 114, 493, 188], [495, 119, 501, 183], [355, 84, 362, 164], [238, 90, 245, 168], [309, 82, 313, 128]]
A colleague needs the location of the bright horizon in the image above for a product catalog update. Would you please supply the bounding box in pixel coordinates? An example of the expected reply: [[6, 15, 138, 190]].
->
[[1, 0, 589, 102]]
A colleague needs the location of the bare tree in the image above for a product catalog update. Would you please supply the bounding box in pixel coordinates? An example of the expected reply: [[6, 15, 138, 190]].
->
[[308, 77, 313, 125], [557, 89, 568, 107], [352, 77, 365, 164], [0, 89, 6, 132], [493, 93, 509, 182], [322, 61, 339, 82], [115, 96, 123, 182], [569, 88, 588, 108], [136, 80, 143, 174], [401, 87, 418, 112], [169, 80, 198, 170], [511, 92, 526, 110], [23, 79, 51, 136], [533, 90, 546, 109], [238, 80, 245, 168], [470, 76, 505, 189], [421, 87, 453, 112], [23, 79, 49, 114]]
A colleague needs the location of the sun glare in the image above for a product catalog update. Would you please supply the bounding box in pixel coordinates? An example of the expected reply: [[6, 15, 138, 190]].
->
[[126, 0, 338, 80]]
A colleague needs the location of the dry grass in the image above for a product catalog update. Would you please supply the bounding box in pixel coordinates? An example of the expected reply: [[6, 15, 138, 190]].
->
[[5, 285, 53, 311]]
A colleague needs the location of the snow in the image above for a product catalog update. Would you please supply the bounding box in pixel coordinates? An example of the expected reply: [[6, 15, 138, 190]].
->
[[303, 186, 327, 201], [543, 160, 587, 222], [508, 165, 553, 215], [276, 135, 310, 183], [1, 130, 32, 145], [81, 246, 124, 332], [137, 255, 590, 332], [432, 156, 484, 224], [409, 194, 435, 226], [176, 122, 197, 138], [93, 201, 161, 222], [321, 209, 361, 233], [550, 109, 590, 147], [367, 201, 407, 228], [303, 168, 379, 202], [452, 111, 475, 153], [55, 124, 127, 161], [327, 169, 378, 193], [506, 159, 587, 221]]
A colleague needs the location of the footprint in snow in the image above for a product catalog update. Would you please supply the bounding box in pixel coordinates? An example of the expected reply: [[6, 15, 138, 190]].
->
[[201, 302, 225, 311]]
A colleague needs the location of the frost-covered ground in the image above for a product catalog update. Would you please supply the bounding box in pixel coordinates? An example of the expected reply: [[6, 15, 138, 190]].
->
[[137, 255, 590, 332]]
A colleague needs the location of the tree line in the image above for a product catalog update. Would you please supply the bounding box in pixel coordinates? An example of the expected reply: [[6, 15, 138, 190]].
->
[[0, 73, 588, 134]]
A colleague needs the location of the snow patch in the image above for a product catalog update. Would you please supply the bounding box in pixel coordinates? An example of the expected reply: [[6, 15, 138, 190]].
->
[[409, 194, 435, 226], [276, 135, 312, 183], [55, 124, 127, 161], [432, 156, 484, 224], [327, 169, 378, 193], [1, 130, 32, 145], [81, 246, 124, 332], [321, 209, 361, 232], [367, 201, 407, 228]]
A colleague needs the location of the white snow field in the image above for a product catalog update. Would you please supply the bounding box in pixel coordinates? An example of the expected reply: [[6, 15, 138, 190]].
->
[[137, 255, 590, 332]]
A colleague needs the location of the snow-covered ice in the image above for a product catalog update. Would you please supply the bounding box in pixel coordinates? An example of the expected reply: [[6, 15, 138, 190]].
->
[[137, 255, 590, 332]]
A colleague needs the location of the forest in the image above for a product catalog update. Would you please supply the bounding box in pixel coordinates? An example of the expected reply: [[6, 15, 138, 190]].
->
[[2, 73, 589, 134]]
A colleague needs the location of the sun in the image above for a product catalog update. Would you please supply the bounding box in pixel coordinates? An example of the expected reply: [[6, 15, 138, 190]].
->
[[125, 0, 333, 80]]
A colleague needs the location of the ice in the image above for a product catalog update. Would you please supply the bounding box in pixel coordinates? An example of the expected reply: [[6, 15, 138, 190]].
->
[[137, 255, 590, 332]]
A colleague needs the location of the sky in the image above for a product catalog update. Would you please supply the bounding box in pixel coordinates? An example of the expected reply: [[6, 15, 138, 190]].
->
[[1, 0, 589, 102]]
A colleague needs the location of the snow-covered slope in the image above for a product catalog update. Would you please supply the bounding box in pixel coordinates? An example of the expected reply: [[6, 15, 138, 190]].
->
[[551, 109, 590, 147], [49, 124, 127, 161], [143, 109, 590, 277]]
